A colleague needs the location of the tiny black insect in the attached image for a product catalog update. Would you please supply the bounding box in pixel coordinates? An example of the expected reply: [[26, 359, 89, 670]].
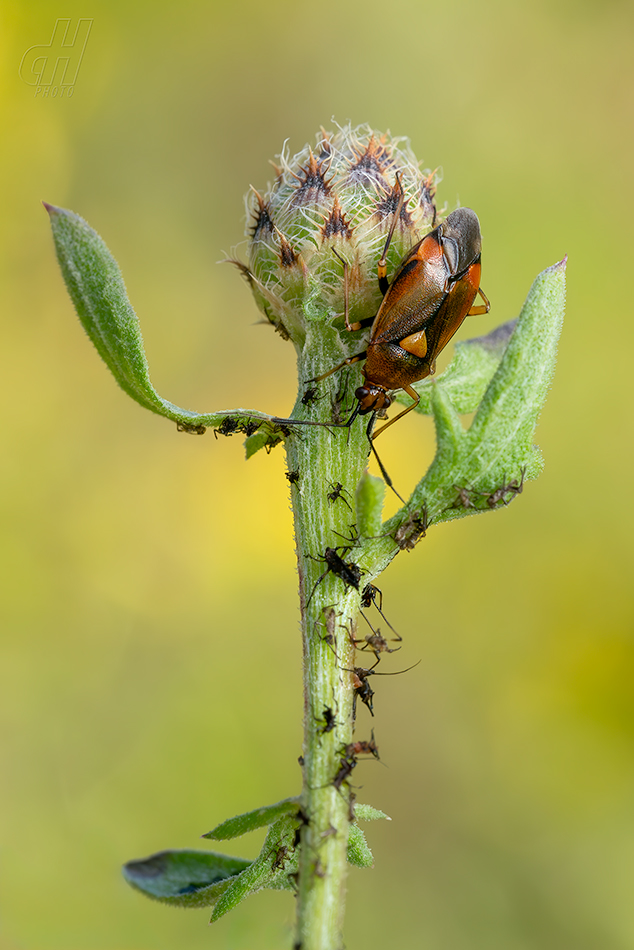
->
[[306, 532, 363, 607], [393, 506, 429, 551], [483, 468, 526, 508], [347, 659, 422, 717], [213, 416, 239, 438], [347, 791, 357, 822], [314, 607, 338, 652], [318, 706, 338, 735], [451, 484, 477, 509], [301, 385, 321, 407], [326, 481, 353, 512], [344, 731, 379, 760], [360, 582, 400, 638], [240, 419, 262, 437], [271, 845, 290, 871], [355, 628, 402, 662], [286, 470, 300, 484], [332, 752, 358, 791], [177, 422, 206, 435]]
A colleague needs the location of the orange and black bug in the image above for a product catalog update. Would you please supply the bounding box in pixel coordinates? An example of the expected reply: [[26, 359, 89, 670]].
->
[[316, 179, 490, 439], [277, 177, 489, 434], [270, 179, 489, 494]]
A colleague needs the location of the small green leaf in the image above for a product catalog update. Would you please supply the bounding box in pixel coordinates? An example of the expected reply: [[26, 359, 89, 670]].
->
[[385, 259, 565, 535], [394, 319, 517, 415], [203, 797, 299, 840], [122, 849, 251, 908], [354, 803, 391, 822], [245, 429, 272, 459], [45, 203, 273, 433], [210, 818, 298, 922], [346, 824, 374, 868], [124, 816, 300, 918]]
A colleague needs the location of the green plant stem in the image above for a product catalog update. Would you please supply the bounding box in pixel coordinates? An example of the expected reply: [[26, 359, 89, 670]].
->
[[285, 335, 374, 950]]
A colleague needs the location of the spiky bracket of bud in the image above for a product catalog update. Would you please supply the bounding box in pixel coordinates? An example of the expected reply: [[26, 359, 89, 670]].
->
[[46, 123, 564, 950]]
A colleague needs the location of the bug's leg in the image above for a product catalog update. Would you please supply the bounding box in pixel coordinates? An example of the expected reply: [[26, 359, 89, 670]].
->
[[306, 351, 367, 385], [467, 286, 490, 316], [306, 568, 329, 608], [377, 173, 406, 296], [372, 384, 420, 439], [331, 249, 374, 333], [370, 587, 401, 640], [366, 415, 405, 503]]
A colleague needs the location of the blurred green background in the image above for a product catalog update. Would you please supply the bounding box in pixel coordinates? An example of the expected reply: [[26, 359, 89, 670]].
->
[[2, 1, 634, 947]]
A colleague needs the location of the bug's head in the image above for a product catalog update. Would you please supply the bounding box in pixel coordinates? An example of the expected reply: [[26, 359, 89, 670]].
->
[[355, 385, 392, 414]]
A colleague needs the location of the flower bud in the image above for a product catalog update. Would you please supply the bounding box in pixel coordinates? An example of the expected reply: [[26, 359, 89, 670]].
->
[[243, 123, 441, 346]]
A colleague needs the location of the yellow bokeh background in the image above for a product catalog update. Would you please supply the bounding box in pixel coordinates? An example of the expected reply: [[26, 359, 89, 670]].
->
[[2, 1, 634, 947]]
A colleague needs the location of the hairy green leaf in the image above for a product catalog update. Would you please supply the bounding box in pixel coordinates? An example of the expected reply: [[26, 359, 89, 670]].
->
[[122, 849, 251, 908], [354, 803, 391, 822], [346, 824, 374, 868], [203, 797, 299, 840], [45, 203, 273, 434], [384, 258, 565, 538], [209, 818, 298, 922]]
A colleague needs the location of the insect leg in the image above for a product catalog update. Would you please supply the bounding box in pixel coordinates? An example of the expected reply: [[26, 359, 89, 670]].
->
[[307, 351, 367, 385], [365, 414, 405, 503], [331, 249, 374, 333], [372, 384, 421, 440], [306, 568, 329, 608], [377, 173, 406, 295], [467, 286, 491, 316]]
